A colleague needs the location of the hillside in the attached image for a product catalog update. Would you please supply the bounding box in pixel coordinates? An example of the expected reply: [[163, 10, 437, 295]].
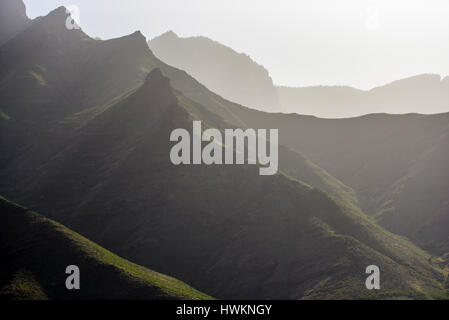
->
[[0, 195, 211, 300], [16, 68, 448, 300], [218, 106, 449, 256], [149, 31, 281, 113], [0, 5, 358, 213], [277, 74, 449, 118], [1, 3, 448, 300]]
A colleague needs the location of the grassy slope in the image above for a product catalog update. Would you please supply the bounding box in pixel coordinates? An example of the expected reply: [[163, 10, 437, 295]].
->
[[0, 5, 359, 216], [0, 6, 447, 300], [0, 195, 211, 300], [174, 90, 361, 210], [216, 106, 449, 255], [18, 70, 447, 299], [172, 77, 449, 299]]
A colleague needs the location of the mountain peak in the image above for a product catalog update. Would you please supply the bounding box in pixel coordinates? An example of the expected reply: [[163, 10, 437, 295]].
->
[[37, 5, 85, 36], [148, 30, 281, 113], [104, 30, 149, 52], [154, 30, 178, 41], [165, 30, 178, 37], [144, 68, 170, 87], [131, 30, 146, 39], [46, 6, 69, 20]]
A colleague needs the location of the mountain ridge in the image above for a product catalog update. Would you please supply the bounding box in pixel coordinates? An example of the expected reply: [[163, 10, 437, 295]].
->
[[16, 66, 447, 299], [277, 73, 449, 118], [1, 3, 448, 300], [218, 106, 449, 255], [0, 195, 211, 300], [149, 31, 281, 113]]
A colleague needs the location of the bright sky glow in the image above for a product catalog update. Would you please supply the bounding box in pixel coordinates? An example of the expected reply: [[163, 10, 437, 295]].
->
[[24, 0, 449, 89]]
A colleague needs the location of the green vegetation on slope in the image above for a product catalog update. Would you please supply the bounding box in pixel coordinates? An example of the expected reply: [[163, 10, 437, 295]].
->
[[0, 270, 48, 300], [0, 195, 211, 300], [1, 3, 448, 300], [218, 106, 449, 256], [16, 70, 447, 300]]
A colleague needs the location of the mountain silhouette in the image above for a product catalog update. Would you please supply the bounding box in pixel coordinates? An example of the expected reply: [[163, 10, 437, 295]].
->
[[1, 2, 448, 300], [277, 74, 449, 118], [149, 31, 281, 113], [17, 65, 446, 299]]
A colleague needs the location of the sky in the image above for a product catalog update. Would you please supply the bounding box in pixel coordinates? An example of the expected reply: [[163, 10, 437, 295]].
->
[[24, 0, 449, 90]]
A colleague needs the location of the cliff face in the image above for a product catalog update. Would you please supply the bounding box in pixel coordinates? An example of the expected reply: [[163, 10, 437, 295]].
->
[[149, 31, 281, 113]]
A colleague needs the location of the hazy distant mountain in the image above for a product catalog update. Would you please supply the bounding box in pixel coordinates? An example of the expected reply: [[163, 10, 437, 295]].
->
[[149, 31, 281, 113], [1, 3, 448, 300], [277, 74, 449, 118], [0, 0, 30, 45], [220, 107, 449, 255], [0, 196, 210, 300]]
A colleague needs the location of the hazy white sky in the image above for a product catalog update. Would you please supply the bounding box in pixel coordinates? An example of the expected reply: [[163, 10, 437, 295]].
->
[[24, 0, 449, 89]]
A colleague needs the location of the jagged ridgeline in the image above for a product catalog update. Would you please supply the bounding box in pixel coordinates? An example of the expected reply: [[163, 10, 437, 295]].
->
[[149, 31, 281, 113], [0, 1, 448, 300]]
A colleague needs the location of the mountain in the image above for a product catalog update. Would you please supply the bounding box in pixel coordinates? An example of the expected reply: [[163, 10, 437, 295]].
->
[[0, 6, 358, 213], [149, 31, 281, 113], [11, 66, 447, 299], [0, 195, 211, 300], [1, 4, 448, 300], [218, 106, 449, 256], [0, 0, 31, 46], [0, 7, 159, 191], [277, 74, 449, 118]]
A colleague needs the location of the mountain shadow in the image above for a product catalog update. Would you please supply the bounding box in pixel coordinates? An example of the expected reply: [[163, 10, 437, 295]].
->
[[18, 68, 447, 300], [1, 3, 448, 300], [220, 107, 449, 256]]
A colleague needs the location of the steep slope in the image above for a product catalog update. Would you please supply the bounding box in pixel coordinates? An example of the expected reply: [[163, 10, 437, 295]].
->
[[149, 31, 281, 113], [1, 4, 448, 299], [0, 7, 158, 192], [0, 7, 154, 124], [0, 6, 358, 213], [218, 106, 449, 255], [17, 69, 448, 300], [277, 74, 449, 118], [0, 195, 211, 300], [0, 0, 30, 46]]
